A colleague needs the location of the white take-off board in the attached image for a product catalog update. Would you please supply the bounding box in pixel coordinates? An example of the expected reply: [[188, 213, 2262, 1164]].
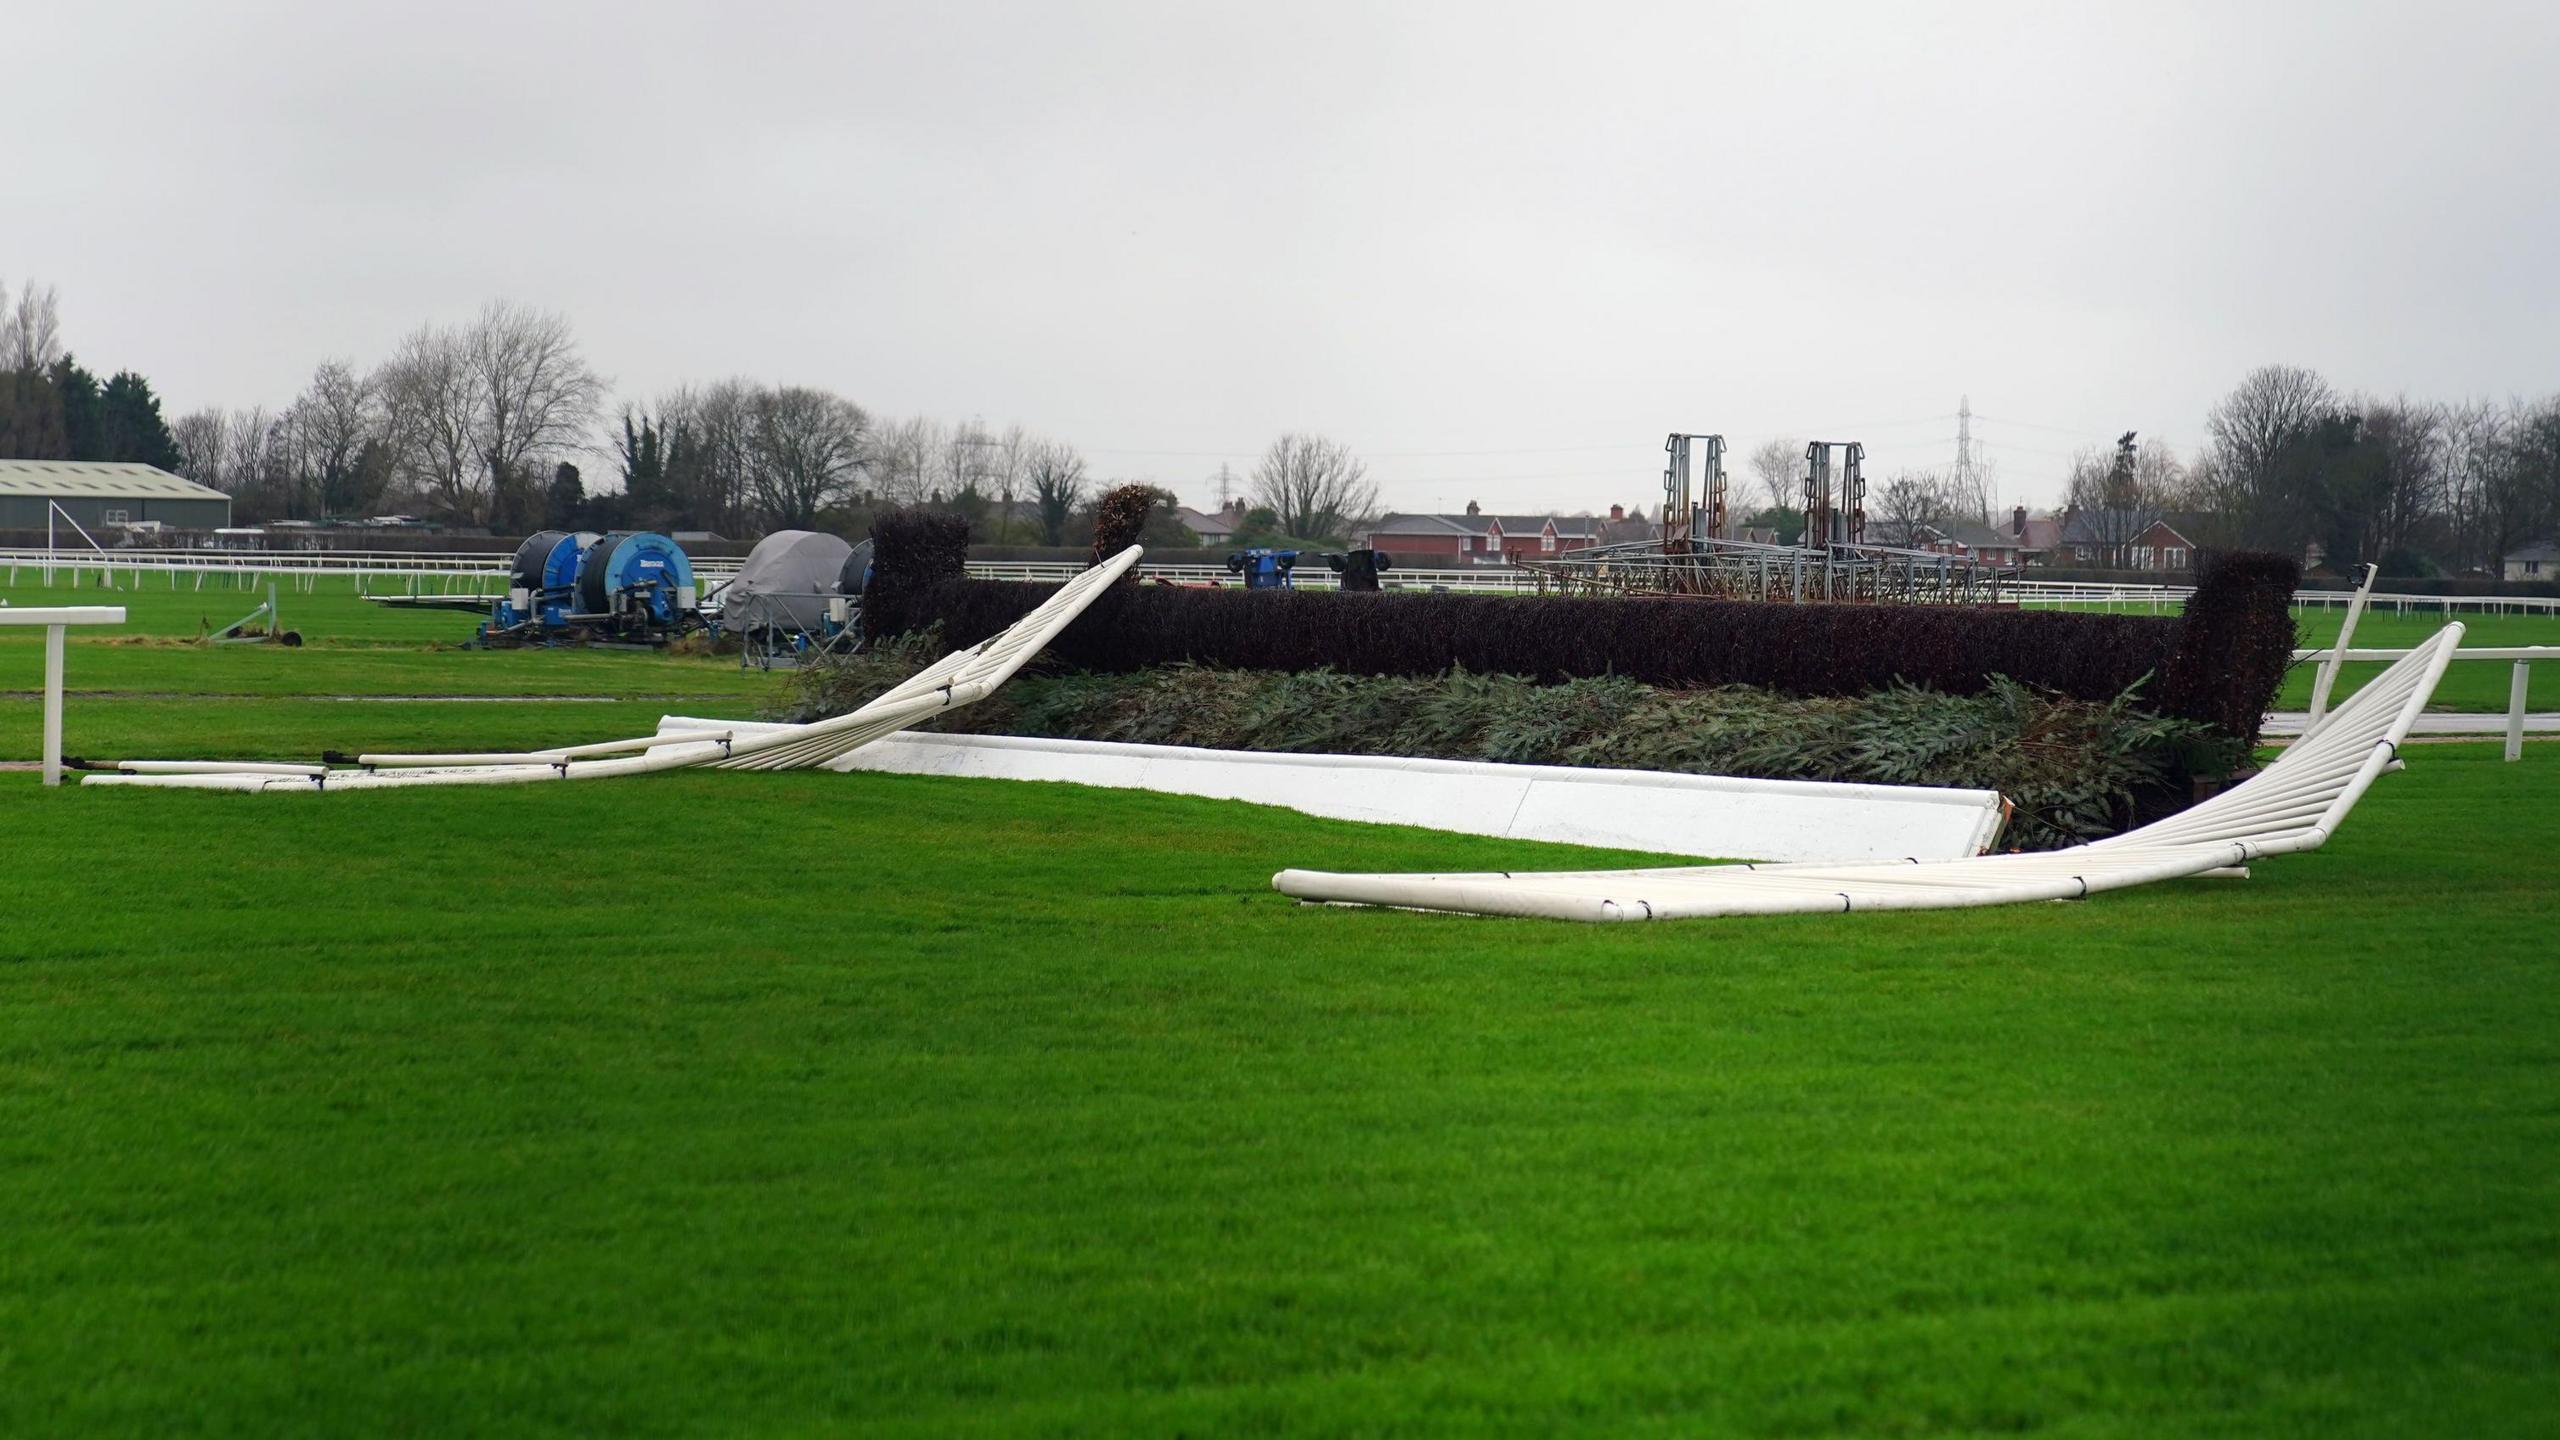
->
[[658, 721, 2008, 862]]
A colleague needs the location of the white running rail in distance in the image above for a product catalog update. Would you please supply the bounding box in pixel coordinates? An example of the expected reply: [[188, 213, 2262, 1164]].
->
[[79, 547, 1143, 791], [1273, 624, 2467, 923]]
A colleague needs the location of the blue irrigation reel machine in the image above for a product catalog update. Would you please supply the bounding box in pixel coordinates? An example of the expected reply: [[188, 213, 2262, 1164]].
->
[[363, 529, 703, 646], [405, 529, 705, 648]]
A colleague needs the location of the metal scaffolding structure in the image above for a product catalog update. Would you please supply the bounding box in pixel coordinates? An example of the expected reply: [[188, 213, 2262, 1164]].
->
[[1508, 432, 2022, 605]]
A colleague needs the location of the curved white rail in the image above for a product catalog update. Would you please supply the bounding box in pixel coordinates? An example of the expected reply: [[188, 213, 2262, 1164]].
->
[[78, 548, 1141, 792], [1273, 623, 2467, 923]]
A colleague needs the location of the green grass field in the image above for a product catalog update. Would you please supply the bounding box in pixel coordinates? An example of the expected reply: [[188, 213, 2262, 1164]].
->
[[4, 572, 2558, 1433], [3, 742, 2555, 1436], [0, 580, 783, 762]]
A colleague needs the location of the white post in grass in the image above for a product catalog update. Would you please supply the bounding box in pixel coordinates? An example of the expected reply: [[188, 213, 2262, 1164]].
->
[[5, 606, 126, 785], [2509, 662, 2530, 763]]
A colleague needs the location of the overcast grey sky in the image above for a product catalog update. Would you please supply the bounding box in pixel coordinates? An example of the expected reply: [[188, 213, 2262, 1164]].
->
[[11, 1, 2557, 513]]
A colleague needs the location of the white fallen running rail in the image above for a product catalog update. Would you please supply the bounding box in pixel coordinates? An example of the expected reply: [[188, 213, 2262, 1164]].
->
[[78, 547, 1141, 792], [1272, 623, 2467, 923]]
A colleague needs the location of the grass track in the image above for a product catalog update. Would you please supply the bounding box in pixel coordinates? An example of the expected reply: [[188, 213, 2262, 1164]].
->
[[2, 744, 2555, 1435]]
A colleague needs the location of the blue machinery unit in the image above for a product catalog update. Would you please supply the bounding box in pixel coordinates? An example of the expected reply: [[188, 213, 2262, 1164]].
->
[[1226, 547, 1394, 591], [478, 530, 701, 646], [494, 529, 597, 630], [1224, 548, 1300, 589]]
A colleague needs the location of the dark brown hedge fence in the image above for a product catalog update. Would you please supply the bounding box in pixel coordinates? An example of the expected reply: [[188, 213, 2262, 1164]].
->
[[867, 509, 972, 601], [2153, 550, 2304, 742], [866, 545, 2301, 742]]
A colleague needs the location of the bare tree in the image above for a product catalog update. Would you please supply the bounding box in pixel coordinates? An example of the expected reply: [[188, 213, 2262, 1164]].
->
[[2478, 398, 2560, 571], [2438, 400, 2511, 572], [1250, 433, 1376, 542], [867, 416, 942, 506], [1869, 470, 1959, 547], [205, 405, 297, 520], [0, 278, 64, 372], [288, 360, 390, 517], [2358, 396, 2445, 563], [1746, 437, 1803, 516], [377, 322, 483, 521], [744, 385, 871, 529], [2202, 364, 2339, 549], [686, 379, 759, 533], [171, 407, 230, 490], [1026, 440, 1089, 545], [464, 301, 604, 525], [985, 422, 1030, 542], [2060, 432, 2164, 568], [938, 418, 993, 500]]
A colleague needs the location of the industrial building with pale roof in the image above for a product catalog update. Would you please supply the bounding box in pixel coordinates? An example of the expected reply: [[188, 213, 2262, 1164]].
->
[[0, 460, 233, 531]]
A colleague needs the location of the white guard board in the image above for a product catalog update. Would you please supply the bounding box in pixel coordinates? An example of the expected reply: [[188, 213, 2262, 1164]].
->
[[654, 721, 2008, 862]]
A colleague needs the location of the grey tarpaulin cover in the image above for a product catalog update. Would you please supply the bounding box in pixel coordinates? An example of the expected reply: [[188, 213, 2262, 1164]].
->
[[720, 529, 856, 634]]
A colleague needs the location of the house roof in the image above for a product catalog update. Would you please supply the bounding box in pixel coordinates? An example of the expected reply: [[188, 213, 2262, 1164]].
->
[[0, 460, 229, 502], [1928, 519, 2014, 549], [1175, 506, 1238, 536], [2057, 510, 2206, 546], [2507, 540, 2560, 562], [1370, 513, 1473, 536], [1371, 511, 1607, 538]]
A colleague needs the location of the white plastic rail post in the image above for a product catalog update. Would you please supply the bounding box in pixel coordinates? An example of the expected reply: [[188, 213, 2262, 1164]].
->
[[42, 623, 63, 786], [3, 606, 125, 785], [2509, 661, 2530, 763], [2304, 562, 2379, 735]]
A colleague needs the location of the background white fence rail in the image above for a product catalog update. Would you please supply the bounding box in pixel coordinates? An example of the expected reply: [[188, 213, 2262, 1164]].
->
[[2294, 643, 2558, 761], [0, 547, 741, 594], [6, 546, 2556, 620]]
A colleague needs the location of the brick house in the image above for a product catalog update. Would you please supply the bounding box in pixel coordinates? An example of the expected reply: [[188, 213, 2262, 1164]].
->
[[2057, 511, 2204, 572], [1914, 518, 2026, 567], [1367, 501, 1617, 565]]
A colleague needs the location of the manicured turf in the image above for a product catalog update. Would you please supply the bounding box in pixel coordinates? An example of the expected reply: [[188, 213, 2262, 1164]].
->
[[0, 579, 784, 765], [3, 742, 2555, 1436], [2274, 606, 2560, 713], [1, 572, 509, 644], [0, 696, 749, 764]]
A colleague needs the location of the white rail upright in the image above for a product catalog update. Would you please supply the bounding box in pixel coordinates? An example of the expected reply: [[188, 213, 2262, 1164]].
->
[[2303, 562, 2378, 736], [3, 606, 126, 785], [2510, 662, 2531, 763]]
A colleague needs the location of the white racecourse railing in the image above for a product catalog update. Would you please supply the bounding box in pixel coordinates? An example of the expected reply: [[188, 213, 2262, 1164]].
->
[[2294, 643, 2558, 762], [1, 605, 125, 785], [7, 547, 2557, 617], [0, 547, 741, 595], [971, 562, 2560, 615]]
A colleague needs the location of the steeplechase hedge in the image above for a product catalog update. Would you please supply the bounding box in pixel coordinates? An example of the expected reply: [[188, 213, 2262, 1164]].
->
[[2153, 551, 2305, 742], [864, 547, 2303, 744], [867, 508, 972, 601], [785, 641, 2241, 851]]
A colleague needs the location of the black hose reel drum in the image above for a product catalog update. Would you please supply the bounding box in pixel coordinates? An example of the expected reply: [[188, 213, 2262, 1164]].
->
[[1324, 548, 1392, 591]]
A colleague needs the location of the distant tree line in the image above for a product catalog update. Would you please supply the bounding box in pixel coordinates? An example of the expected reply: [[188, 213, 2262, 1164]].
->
[[1, 278, 1408, 549]]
